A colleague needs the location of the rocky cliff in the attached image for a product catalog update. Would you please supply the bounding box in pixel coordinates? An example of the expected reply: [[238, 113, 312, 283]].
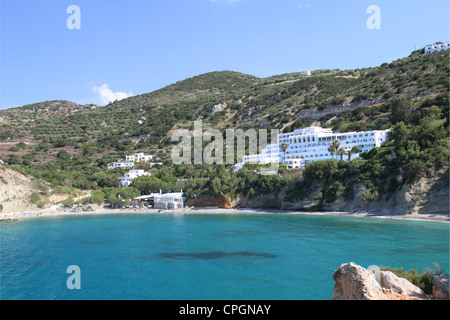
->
[[319, 166, 449, 215], [0, 164, 68, 213], [218, 166, 449, 216]]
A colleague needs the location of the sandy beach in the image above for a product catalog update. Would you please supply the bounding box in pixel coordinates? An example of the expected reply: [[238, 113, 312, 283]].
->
[[1, 205, 449, 223]]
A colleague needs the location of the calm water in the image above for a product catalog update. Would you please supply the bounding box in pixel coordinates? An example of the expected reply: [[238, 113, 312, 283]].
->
[[1, 213, 449, 300]]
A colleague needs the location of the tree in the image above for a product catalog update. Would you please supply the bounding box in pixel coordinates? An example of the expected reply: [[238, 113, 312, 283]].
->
[[91, 190, 106, 204], [327, 145, 336, 159], [56, 150, 72, 161], [390, 121, 409, 150], [6, 154, 20, 165], [280, 143, 288, 163], [304, 159, 338, 184], [388, 97, 413, 124], [328, 140, 340, 160], [347, 146, 361, 161], [403, 159, 427, 183], [337, 147, 347, 161], [131, 176, 170, 195]]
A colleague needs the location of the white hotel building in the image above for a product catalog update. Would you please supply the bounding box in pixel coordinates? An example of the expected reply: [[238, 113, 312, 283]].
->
[[235, 126, 389, 171]]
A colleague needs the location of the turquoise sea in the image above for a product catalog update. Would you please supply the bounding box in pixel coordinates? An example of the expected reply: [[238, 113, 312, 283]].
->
[[1, 213, 449, 300]]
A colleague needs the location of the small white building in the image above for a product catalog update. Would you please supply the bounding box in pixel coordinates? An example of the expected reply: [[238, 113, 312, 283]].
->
[[107, 162, 134, 170], [153, 191, 185, 209], [424, 42, 450, 54], [126, 153, 153, 163], [119, 169, 151, 187]]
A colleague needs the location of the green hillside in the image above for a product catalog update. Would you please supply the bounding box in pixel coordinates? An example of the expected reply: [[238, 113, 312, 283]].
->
[[0, 49, 448, 213]]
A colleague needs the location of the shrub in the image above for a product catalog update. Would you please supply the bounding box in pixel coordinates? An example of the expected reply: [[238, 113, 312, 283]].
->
[[91, 190, 106, 205], [325, 181, 345, 203], [361, 189, 379, 203], [380, 264, 446, 295]]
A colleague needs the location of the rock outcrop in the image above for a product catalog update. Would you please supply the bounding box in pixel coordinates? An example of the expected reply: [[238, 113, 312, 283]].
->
[[378, 270, 426, 298], [0, 164, 70, 214], [281, 167, 448, 216], [331, 262, 387, 300], [211, 102, 227, 114], [331, 263, 437, 300], [433, 275, 450, 300]]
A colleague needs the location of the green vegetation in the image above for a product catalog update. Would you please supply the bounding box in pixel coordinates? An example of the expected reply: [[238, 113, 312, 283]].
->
[[286, 92, 449, 205], [0, 50, 448, 209], [380, 264, 447, 295]]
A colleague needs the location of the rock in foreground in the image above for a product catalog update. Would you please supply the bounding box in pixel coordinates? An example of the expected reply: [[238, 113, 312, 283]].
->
[[331, 262, 435, 300], [331, 262, 386, 300], [433, 275, 450, 300]]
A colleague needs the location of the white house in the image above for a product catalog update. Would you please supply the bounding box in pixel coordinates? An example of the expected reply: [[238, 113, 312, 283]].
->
[[119, 169, 151, 187], [126, 153, 153, 163], [424, 42, 450, 54], [234, 126, 390, 171], [107, 162, 134, 170]]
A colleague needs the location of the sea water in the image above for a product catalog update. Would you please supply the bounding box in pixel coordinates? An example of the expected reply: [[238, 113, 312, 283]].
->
[[1, 213, 449, 300]]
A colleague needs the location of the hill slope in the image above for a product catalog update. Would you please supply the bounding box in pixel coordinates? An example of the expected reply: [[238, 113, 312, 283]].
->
[[0, 49, 448, 215], [0, 164, 69, 213]]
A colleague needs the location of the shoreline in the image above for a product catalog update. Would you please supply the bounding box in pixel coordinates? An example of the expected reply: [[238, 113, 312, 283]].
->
[[1, 205, 449, 223]]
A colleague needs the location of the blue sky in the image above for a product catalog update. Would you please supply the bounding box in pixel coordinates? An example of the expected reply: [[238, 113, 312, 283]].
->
[[1, 0, 449, 109]]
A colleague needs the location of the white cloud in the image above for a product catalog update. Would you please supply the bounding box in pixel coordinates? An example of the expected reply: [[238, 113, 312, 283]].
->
[[92, 84, 133, 105]]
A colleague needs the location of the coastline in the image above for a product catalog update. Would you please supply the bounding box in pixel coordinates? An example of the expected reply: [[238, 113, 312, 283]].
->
[[1, 205, 449, 223]]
